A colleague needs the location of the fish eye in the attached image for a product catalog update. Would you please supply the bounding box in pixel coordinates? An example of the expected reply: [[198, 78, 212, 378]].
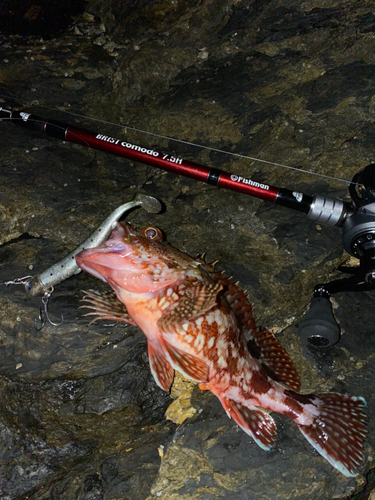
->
[[142, 227, 163, 241]]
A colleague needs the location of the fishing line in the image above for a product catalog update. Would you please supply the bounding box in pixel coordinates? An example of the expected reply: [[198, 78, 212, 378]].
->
[[3, 93, 375, 351], [0, 105, 355, 223], [0, 92, 354, 186]]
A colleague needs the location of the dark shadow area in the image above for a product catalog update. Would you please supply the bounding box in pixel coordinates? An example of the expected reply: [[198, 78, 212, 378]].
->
[[0, 0, 86, 38]]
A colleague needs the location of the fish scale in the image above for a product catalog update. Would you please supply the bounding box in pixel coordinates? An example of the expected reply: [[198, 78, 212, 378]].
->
[[76, 222, 368, 478]]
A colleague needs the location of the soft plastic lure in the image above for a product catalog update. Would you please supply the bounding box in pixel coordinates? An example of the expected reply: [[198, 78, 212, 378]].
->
[[21, 193, 161, 297], [2, 193, 161, 328]]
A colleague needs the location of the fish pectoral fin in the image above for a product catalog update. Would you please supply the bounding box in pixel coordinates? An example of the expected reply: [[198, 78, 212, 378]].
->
[[80, 289, 137, 326], [158, 282, 223, 333], [164, 341, 209, 383], [220, 397, 276, 451], [185, 282, 223, 317], [148, 342, 175, 392]]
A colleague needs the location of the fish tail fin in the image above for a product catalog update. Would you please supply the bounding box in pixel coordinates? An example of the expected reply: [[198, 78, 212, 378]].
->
[[297, 393, 368, 477]]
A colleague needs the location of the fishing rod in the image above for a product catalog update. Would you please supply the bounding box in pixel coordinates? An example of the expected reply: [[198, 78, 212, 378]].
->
[[1, 107, 374, 347], [0, 107, 350, 225]]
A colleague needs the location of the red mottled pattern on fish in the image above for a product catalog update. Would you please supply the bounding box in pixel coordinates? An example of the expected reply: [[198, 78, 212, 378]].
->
[[76, 222, 368, 477]]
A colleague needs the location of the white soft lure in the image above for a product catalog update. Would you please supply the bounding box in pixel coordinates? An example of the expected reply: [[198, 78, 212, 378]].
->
[[3, 193, 161, 298]]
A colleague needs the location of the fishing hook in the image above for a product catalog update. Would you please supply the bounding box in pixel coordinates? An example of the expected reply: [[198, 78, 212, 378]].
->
[[34, 288, 64, 331], [0, 194, 162, 330]]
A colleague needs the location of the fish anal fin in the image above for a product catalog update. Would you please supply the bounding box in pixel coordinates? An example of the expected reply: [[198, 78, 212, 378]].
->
[[247, 327, 301, 392], [220, 397, 276, 451], [164, 341, 209, 383], [297, 393, 368, 477], [148, 342, 175, 392], [80, 289, 137, 326]]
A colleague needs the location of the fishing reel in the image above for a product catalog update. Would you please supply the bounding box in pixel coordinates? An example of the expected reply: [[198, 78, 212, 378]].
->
[[298, 164, 375, 348]]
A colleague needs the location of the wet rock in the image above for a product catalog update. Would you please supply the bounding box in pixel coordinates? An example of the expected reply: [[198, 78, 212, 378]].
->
[[0, 0, 86, 38], [0, 0, 375, 498]]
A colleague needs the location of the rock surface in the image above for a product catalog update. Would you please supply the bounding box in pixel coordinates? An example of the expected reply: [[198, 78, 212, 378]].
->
[[0, 1, 375, 498]]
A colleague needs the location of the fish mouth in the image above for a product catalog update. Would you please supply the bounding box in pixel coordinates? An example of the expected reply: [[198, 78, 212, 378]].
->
[[75, 222, 135, 281], [76, 222, 174, 293]]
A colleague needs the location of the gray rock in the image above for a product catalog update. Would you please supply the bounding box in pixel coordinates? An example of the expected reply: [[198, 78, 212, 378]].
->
[[0, 1, 374, 498]]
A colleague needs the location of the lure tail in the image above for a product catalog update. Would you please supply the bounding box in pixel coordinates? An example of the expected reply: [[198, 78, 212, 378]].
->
[[297, 393, 368, 477]]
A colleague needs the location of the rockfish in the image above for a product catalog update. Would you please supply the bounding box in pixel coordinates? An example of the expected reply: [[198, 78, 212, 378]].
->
[[75, 222, 367, 477]]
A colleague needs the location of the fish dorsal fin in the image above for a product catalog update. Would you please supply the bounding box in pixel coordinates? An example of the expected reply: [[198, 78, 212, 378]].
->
[[220, 397, 276, 450], [195, 257, 300, 392], [80, 289, 137, 326], [194, 254, 218, 274], [247, 327, 301, 392], [197, 256, 255, 330], [222, 278, 300, 391], [163, 341, 209, 383], [148, 342, 175, 392], [222, 280, 255, 328], [158, 282, 223, 333]]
